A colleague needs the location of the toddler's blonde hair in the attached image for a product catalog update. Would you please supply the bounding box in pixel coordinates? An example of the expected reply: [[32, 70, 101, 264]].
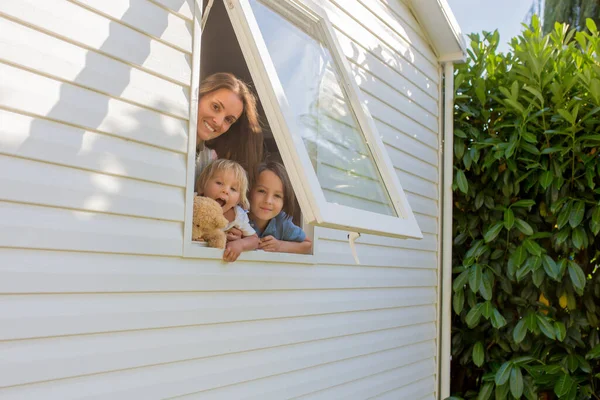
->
[[195, 159, 250, 210]]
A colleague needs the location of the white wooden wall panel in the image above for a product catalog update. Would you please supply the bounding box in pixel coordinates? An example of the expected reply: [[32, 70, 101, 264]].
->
[[176, 344, 435, 399], [0, 249, 438, 293], [69, 0, 193, 52], [0, 0, 191, 85], [0, 319, 435, 387], [298, 360, 435, 399], [0, 17, 189, 118], [0, 0, 446, 398], [0, 337, 435, 399], [0, 155, 184, 221], [151, 0, 194, 20], [371, 377, 437, 399], [0, 288, 436, 340], [0, 202, 182, 256], [0, 110, 187, 187], [0, 63, 188, 152]]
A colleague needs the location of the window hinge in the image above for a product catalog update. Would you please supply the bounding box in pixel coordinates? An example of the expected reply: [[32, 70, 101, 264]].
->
[[225, 0, 234, 9]]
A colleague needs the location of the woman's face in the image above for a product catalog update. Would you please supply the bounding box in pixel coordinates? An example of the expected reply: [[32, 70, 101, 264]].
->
[[197, 88, 244, 142]]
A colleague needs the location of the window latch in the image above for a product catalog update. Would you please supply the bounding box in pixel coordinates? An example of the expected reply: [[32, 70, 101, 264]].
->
[[347, 232, 361, 265]]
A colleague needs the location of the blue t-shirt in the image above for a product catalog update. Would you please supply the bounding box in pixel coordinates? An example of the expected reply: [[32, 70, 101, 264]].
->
[[249, 212, 306, 242]]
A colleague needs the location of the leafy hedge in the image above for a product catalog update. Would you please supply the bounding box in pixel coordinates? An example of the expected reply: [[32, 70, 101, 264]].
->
[[450, 17, 600, 400]]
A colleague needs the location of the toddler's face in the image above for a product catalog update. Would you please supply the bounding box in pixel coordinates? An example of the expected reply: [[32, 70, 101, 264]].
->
[[202, 169, 240, 214], [250, 170, 284, 222]]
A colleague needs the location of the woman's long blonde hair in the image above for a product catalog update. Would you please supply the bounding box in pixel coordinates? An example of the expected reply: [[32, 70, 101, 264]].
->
[[199, 73, 263, 181]]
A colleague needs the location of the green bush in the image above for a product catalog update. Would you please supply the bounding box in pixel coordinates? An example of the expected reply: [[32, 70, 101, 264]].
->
[[451, 17, 600, 400]]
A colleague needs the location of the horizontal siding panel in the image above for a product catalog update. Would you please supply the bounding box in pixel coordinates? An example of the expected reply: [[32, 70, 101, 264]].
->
[[297, 358, 435, 400], [70, 0, 192, 52], [368, 94, 438, 148], [0, 0, 191, 85], [379, 121, 438, 167], [0, 288, 436, 340], [326, 1, 439, 84], [0, 249, 437, 293], [0, 155, 184, 221], [337, 30, 438, 102], [0, 201, 182, 256], [178, 345, 435, 399], [0, 316, 435, 387], [371, 376, 436, 399], [405, 190, 438, 216], [414, 213, 437, 234], [398, 171, 438, 199], [390, 147, 438, 185], [317, 228, 437, 252], [0, 334, 434, 400], [0, 17, 189, 118], [152, 0, 193, 20], [377, 0, 425, 40], [358, 0, 436, 61], [0, 63, 188, 152], [318, 239, 437, 268], [0, 109, 187, 187]]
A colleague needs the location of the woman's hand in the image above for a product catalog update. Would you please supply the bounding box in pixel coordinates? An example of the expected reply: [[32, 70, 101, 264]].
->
[[226, 227, 243, 242], [258, 235, 282, 252]]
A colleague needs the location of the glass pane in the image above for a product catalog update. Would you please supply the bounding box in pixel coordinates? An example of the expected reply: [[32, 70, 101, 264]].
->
[[249, 0, 397, 217]]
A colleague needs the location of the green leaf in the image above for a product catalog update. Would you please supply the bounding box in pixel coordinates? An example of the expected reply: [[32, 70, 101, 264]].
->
[[473, 341, 485, 367], [453, 289, 464, 315], [572, 226, 586, 250], [479, 271, 493, 301], [537, 314, 556, 339], [587, 343, 600, 359], [491, 308, 507, 328], [554, 374, 574, 397], [568, 260, 586, 294], [453, 270, 469, 292], [495, 382, 509, 399], [514, 218, 533, 235], [469, 264, 483, 293], [523, 239, 542, 256], [587, 18, 597, 33], [495, 362, 513, 385], [509, 367, 523, 398], [477, 382, 494, 400], [542, 255, 560, 280], [481, 301, 493, 319], [484, 222, 504, 243], [510, 200, 535, 208], [569, 201, 585, 228], [504, 208, 514, 230], [454, 128, 467, 138], [466, 304, 483, 328], [456, 169, 468, 194], [555, 321, 566, 341], [513, 319, 527, 343], [539, 170, 553, 189]]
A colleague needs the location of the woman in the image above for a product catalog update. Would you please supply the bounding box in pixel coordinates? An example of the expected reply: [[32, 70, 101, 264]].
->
[[195, 72, 263, 182]]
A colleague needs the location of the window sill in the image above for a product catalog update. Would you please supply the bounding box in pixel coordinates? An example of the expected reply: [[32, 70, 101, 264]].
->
[[183, 241, 316, 265]]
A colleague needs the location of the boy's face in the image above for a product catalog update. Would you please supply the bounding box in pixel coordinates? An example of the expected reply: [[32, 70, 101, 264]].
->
[[250, 170, 284, 223], [201, 169, 240, 214]]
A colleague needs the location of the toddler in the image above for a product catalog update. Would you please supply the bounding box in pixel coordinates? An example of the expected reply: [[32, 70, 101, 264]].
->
[[248, 162, 312, 254], [195, 159, 259, 261]]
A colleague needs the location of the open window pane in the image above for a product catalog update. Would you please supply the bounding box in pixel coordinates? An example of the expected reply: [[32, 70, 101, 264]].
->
[[249, 0, 396, 217]]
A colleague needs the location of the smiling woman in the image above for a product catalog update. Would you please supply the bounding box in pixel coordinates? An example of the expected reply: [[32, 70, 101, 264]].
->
[[194, 72, 263, 183]]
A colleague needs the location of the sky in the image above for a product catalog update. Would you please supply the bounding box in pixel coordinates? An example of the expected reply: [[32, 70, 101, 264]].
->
[[445, 0, 537, 53]]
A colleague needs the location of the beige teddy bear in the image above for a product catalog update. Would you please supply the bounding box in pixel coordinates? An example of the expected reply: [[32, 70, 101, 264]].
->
[[192, 196, 228, 249]]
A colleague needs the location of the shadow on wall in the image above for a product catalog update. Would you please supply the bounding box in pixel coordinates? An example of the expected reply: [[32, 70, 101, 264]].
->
[[12, 0, 190, 225]]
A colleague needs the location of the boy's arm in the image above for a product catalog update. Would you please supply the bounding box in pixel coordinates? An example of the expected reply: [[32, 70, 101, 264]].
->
[[223, 234, 259, 262], [279, 237, 312, 254]]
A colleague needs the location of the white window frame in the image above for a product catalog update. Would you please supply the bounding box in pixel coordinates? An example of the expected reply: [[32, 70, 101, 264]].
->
[[226, 0, 422, 239], [182, 0, 316, 263]]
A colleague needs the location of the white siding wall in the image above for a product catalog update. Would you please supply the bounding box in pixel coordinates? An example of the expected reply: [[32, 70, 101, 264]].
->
[[0, 0, 440, 399]]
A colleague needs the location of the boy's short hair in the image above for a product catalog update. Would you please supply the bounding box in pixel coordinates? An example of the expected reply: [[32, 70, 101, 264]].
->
[[196, 159, 250, 210], [254, 161, 296, 219]]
